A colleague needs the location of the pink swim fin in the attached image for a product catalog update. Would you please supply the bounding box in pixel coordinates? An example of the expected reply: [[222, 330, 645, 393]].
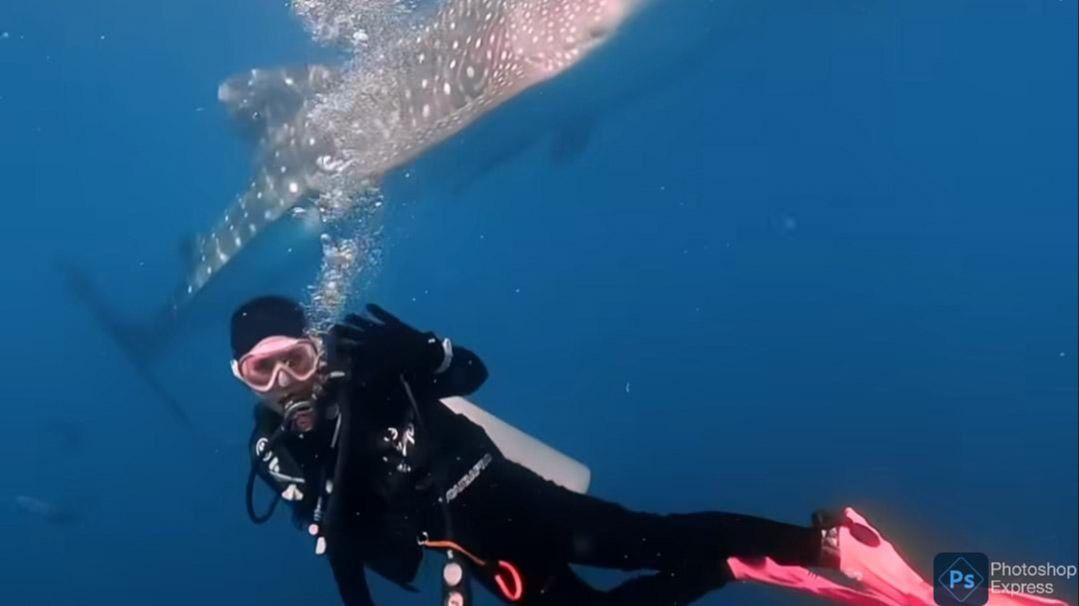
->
[[727, 507, 1069, 606]]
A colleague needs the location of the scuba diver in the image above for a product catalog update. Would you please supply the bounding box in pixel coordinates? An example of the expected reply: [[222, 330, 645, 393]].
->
[[232, 296, 1069, 606], [234, 295, 841, 606]]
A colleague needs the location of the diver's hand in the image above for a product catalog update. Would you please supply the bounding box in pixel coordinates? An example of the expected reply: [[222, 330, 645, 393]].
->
[[335, 304, 447, 380]]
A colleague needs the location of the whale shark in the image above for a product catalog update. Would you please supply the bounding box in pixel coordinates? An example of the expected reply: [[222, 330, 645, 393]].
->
[[179, 0, 645, 316]]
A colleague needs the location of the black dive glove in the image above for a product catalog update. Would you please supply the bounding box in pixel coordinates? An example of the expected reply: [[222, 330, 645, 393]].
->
[[334, 304, 447, 382]]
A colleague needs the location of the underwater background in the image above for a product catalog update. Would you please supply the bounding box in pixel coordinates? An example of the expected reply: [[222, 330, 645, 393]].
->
[[0, 0, 1075, 605]]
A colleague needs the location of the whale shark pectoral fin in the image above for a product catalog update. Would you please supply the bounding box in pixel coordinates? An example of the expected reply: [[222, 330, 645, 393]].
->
[[179, 172, 314, 309], [183, 64, 339, 310], [217, 64, 338, 142], [448, 137, 536, 195], [549, 117, 596, 165]]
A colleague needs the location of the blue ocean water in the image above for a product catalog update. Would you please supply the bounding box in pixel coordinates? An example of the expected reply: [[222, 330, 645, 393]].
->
[[0, 1, 1075, 605]]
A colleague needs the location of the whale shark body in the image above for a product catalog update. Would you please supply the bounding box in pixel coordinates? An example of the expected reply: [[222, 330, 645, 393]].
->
[[179, 0, 644, 315]]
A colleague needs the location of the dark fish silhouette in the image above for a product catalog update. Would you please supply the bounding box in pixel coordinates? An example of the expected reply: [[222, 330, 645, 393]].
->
[[13, 495, 82, 527]]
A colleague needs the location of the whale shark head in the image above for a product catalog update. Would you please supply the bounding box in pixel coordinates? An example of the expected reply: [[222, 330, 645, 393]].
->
[[508, 0, 640, 73]]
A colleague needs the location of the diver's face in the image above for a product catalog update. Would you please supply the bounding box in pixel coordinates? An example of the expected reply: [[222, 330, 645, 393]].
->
[[232, 336, 323, 431]]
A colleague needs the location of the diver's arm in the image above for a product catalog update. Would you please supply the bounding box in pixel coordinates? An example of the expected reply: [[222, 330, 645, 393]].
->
[[328, 543, 376, 606], [421, 340, 488, 398], [335, 306, 488, 395]]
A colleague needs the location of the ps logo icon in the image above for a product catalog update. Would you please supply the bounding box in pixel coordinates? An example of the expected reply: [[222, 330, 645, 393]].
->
[[934, 553, 989, 606]]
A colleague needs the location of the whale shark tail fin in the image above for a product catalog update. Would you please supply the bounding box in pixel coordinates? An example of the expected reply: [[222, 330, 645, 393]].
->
[[55, 258, 192, 428]]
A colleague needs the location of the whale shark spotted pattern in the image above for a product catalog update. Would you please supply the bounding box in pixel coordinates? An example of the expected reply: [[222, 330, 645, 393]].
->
[[178, 0, 639, 312]]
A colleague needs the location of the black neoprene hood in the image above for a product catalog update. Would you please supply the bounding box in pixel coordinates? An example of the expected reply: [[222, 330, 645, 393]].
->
[[230, 296, 306, 359]]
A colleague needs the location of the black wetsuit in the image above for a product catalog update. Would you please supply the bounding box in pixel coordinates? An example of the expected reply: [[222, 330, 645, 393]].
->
[[249, 320, 825, 606]]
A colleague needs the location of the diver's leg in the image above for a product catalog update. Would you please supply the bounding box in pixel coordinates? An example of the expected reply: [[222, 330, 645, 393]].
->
[[468, 559, 604, 606], [547, 488, 825, 570], [472, 560, 728, 606], [448, 458, 822, 603], [550, 493, 822, 605], [597, 565, 735, 606], [463, 457, 824, 569]]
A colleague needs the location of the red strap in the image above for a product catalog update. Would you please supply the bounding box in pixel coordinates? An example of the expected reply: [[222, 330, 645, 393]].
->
[[495, 561, 524, 602], [422, 538, 525, 601]]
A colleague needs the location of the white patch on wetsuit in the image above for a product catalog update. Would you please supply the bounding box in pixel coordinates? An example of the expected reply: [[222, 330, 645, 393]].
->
[[256, 437, 306, 485], [382, 423, 418, 474], [384, 423, 416, 456], [255, 437, 272, 459], [434, 337, 454, 374], [282, 484, 305, 501], [445, 453, 492, 503]]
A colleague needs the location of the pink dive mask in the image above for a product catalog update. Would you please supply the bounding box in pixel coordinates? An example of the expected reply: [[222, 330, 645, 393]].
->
[[232, 336, 320, 393]]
